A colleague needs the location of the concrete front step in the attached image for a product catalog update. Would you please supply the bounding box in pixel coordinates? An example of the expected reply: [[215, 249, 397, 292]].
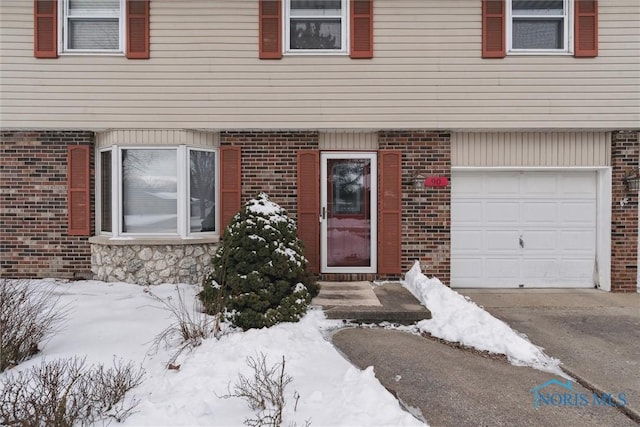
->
[[313, 282, 431, 324]]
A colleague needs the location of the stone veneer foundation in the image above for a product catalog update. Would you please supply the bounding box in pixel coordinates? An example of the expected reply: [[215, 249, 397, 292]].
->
[[90, 238, 218, 285]]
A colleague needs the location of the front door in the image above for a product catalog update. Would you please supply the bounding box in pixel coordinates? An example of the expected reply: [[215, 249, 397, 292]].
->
[[321, 153, 377, 273]]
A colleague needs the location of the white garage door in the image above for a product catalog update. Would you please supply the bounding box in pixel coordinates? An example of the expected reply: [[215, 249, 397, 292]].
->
[[451, 171, 597, 288]]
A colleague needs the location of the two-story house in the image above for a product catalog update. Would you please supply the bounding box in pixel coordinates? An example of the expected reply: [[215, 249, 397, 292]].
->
[[1, 0, 638, 292]]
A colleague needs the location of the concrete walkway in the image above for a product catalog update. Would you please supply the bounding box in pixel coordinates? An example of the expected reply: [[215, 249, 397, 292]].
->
[[328, 287, 639, 426]]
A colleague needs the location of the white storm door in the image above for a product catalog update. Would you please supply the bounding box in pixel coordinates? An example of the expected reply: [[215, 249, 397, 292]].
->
[[320, 153, 377, 274], [451, 171, 597, 288]]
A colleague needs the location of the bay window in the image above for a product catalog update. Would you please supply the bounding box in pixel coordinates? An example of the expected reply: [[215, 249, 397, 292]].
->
[[285, 0, 347, 53], [98, 146, 217, 237]]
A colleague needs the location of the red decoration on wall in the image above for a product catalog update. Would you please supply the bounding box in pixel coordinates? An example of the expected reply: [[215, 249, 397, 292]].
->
[[425, 176, 449, 187]]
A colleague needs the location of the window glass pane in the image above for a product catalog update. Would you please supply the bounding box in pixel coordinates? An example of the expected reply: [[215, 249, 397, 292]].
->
[[69, 0, 120, 12], [69, 19, 119, 50], [512, 0, 564, 16], [122, 149, 177, 234], [189, 150, 216, 233], [291, 0, 341, 16], [100, 151, 112, 233], [290, 19, 341, 49], [513, 19, 563, 49]]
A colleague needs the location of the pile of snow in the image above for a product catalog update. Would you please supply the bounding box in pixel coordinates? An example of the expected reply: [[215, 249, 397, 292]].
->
[[403, 262, 565, 377], [2, 279, 424, 427]]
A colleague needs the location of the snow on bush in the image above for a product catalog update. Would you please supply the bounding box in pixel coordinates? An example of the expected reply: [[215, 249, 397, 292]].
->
[[200, 193, 318, 330]]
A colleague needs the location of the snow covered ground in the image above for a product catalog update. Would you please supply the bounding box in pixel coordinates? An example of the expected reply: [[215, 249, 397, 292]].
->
[[1, 279, 423, 426], [3, 264, 568, 426], [402, 262, 566, 377]]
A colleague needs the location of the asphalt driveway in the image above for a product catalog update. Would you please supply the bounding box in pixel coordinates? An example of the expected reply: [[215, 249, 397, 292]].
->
[[331, 288, 640, 426], [458, 289, 640, 421]]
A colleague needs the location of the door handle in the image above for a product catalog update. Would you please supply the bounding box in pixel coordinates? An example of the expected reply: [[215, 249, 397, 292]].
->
[[320, 206, 326, 222], [519, 235, 524, 249]]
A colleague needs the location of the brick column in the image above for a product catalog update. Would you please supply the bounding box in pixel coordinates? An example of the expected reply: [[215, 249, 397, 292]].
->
[[611, 131, 639, 292], [1, 131, 95, 279], [379, 131, 451, 284]]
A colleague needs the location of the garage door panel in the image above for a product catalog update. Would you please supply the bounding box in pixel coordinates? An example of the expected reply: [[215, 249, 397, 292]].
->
[[451, 201, 483, 224], [523, 202, 557, 224], [559, 202, 596, 226], [486, 202, 519, 224], [522, 174, 558, 197], [522, 259, 559, 281], [486, 230, 520, 251], [485, 258, 520, 281], [559, 260, 594, 281], [451, 258, 483, 279], [560, 173, 597, 197], [522, 231, 557, 250], [451, 230, 483, 252], [486, 174, 520, 196], [452, 174, 483, 196], [559, 230, 596, 251]]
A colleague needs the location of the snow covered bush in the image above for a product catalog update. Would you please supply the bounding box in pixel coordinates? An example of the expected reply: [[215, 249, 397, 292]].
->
[[200, 193, 318, 330], [0, 279, 66, 372]]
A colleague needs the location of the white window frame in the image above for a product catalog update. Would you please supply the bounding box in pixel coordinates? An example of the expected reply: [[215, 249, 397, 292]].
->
[[507, 0, 573, 55], [59, 0, 125, 54], [284, 0, 349, 55], [96, 146, 219, 238]]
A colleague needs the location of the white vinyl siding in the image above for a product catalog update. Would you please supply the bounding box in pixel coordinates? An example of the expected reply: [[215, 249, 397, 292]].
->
[[1, 0, 639, 129], [451, 131, 611, 167]]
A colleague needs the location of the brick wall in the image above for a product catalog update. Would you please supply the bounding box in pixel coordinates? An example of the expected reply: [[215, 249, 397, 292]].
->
[[379, 131, 451, 284], [220, 131, 319, 219], [1, 131, 95, 279], [611, 131, 639, 292]]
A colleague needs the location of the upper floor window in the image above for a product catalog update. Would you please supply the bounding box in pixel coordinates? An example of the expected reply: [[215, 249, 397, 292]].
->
[[61, 0, 124, 53], [99, 146, 218, 237], [507, 0, 571, 53], [285, 0, 347, 54]]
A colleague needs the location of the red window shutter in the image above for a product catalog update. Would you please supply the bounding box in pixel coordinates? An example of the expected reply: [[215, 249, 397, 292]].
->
[[259, 0, 282, 59], [126, 0, 150, 59], [34, 0, 58, 58], [219, 146, 242, 232], [482, 0, 505, 58], [350, 0, 373, 59], [378, 151, 402, 275], [67, 146, 90, 236], [297, 150, 320, 274], [575, 0, 598, 57]]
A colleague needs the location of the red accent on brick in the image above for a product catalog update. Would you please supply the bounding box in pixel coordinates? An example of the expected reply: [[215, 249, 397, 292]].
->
[[67, 145, 91, 236], [378, 150, 402, 274]]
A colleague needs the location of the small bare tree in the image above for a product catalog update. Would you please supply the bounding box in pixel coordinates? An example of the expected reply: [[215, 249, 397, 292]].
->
[[0, 279, 66, 371], [147, 286, 223, 366], [223, 353, 300, 427], [0, 356, 144, 426]]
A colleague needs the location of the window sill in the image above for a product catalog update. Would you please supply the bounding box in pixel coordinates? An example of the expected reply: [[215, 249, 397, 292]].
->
[[89, 235, 220, 246], [507, 51, 572, 56]]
